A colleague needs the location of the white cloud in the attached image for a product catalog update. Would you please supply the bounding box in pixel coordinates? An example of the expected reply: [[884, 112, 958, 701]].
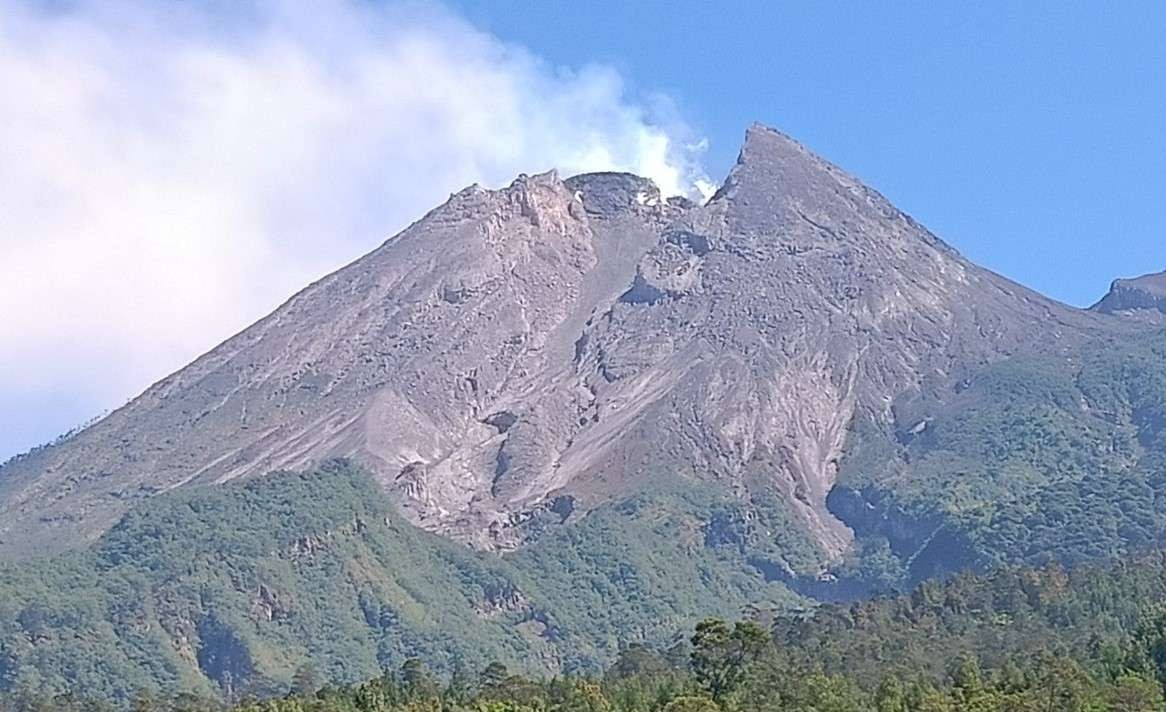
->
[[0, 0, 709, 456]]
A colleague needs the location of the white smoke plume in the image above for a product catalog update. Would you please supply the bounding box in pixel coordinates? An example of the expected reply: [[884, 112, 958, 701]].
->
[[0, 0, 710, 457]]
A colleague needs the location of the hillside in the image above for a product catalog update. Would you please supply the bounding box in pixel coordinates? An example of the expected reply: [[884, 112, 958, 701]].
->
[[9, 392, 1166, 705], [830, 326, 1166, 585], [18, 537, 1166, 710], [0, 462, 806, 701], [1094, 271, 1166, 317]]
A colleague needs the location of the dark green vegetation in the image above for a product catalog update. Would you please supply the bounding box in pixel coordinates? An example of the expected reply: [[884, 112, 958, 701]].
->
[[833, 328, 1166, 588], [18, 556, 1166, 710], [0, 462, 804, 702]]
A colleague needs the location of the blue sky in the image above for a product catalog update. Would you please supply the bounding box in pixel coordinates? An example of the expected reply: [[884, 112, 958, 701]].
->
[[457, 1, 1165, 304], [1, 1, 1163, 460]]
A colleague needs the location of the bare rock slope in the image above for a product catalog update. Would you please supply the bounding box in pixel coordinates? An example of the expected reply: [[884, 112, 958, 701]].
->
[[0, 125, 1112, 559], [1093, 271, 1166, 318]]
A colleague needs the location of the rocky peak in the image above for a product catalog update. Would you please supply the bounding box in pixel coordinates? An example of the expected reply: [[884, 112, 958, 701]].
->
[[707, 123, 916, 248], [1092, 271, 1166, 316], [564, 172, 666, 219], [504, 170, 583, 231], [739, 122, 818, 168], [0, 122, 1115, 564], [710, 123, 820, 204]]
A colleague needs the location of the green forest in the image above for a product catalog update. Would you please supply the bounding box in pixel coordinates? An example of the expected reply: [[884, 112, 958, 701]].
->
[[10, 457, 1166, 710], [0, 462, 806, 702], [15, 554, 1166, 711], [833, 328, 1166, 586]]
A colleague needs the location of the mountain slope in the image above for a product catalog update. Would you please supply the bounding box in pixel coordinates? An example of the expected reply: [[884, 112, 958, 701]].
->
[[1093, 270, 1166, 318], [0, 124, 1122, 563], [831, 326, 1166, 585], [8, 461, 1166, 705], [0, 462, 805, 701]]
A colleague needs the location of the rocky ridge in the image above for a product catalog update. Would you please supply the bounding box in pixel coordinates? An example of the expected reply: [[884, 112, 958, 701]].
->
[[1092, 270, 1166, 317]]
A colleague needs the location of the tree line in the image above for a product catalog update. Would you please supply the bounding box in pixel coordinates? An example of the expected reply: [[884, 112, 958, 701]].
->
[[11, 606, 1166, 712]]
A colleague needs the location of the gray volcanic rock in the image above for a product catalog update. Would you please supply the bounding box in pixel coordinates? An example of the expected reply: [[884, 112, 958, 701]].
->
[[0, 124, 1115, 559], [1092, 271, 1166, 316]]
